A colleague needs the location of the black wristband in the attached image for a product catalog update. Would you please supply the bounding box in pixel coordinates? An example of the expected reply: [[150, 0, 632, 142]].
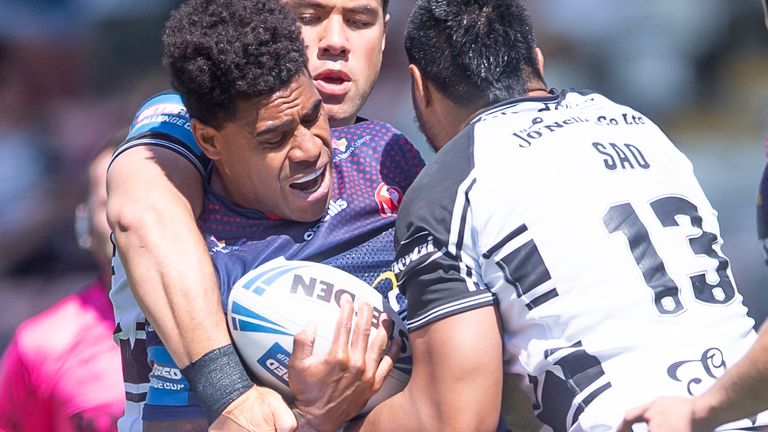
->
[[181, 344, 253, 424]]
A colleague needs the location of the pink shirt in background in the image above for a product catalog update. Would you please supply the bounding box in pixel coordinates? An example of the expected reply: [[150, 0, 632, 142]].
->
[[0, 280, 124, 432]]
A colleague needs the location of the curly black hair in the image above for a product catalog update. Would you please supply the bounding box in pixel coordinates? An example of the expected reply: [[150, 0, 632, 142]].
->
[[163, 0, 307, 128], [405, 0, 545, 107]]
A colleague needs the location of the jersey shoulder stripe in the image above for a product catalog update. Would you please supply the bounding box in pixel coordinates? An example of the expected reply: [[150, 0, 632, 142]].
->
[[110, 91, 211, 176]]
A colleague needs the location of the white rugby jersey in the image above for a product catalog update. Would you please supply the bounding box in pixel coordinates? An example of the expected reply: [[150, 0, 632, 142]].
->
[[393, 89, 766, 431], [110, 250, 148, 432]]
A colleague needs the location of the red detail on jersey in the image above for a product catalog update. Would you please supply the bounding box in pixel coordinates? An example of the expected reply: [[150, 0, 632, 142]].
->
[[375, 183, 403, 217], [333, 138, 348, 151]]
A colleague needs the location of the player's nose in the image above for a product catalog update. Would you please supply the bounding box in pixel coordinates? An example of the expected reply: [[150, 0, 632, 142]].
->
[[318, 15, 350, 58]]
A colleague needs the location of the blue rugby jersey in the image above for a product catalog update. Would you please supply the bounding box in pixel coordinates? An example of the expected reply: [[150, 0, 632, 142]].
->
[[109, 91, 425, 425], [203, 119, 424, 310]]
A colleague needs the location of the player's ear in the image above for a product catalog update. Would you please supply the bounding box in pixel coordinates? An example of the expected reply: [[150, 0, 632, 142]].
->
[[192, 119, 222, 160], [381, 13, 390, 52], [408, 64, 431, 110], [535, 47, 545, 78]]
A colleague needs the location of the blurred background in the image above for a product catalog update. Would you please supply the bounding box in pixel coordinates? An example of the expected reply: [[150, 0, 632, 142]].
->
[[0, 0, 766, 353]]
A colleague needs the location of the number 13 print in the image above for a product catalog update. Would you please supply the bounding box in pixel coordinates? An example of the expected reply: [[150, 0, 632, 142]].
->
[[603, 196, 736, 315]]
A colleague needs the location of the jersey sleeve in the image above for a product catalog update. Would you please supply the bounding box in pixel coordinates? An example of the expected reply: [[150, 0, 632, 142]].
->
[[0, 336, 48, 430], [110, 91, 211, 177], [141, 327, 206, 422], [379, 128, 426, 194], [393, 128, 495, 332]]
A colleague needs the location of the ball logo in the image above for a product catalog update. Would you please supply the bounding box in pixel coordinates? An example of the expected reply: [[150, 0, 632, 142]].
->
[[375, 183, 403, 217], [228, 258, 412, 411]]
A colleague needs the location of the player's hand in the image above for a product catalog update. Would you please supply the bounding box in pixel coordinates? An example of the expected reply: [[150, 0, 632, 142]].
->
[[209, 385, 297, 432], [617, 396, 714, 432], [288, 293, 401, 432]]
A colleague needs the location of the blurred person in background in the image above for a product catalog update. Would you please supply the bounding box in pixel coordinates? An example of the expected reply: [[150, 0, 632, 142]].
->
[[0, 135, 124, 432]]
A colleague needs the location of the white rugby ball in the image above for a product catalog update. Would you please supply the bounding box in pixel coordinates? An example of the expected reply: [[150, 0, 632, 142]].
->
[[227, 257, 411, 413]]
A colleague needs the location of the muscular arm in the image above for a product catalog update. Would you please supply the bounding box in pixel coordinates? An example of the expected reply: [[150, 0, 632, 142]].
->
[[692, 320, 768, 427], [349, 305, 503, 432], [108, 147, 297, 431], [619, 320, 768, 432], [107, 146, 230, 367]]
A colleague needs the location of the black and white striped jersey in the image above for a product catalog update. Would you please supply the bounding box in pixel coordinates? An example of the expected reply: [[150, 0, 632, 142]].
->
[[393, 89, 766, 431]]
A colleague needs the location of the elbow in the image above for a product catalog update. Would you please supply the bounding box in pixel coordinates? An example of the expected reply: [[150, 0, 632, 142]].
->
[[446, 415, 498, 432], [108, 197, 195, 255], [108, 200, 164, 240], [420, 406, 499, 432]]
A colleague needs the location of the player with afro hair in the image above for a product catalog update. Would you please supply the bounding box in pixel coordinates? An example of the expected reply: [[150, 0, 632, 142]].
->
[[162, 0, 308, 128]]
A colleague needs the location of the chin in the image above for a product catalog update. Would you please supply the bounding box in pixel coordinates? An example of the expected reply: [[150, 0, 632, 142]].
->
[[293, 196, 332, 223], [326, 103, 360, 127]]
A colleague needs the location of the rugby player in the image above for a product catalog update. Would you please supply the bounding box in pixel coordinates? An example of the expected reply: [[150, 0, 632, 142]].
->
[[115, 0, 423, 429], [326, 1, 768, 431], [107, 0, 418, 430], [617, 1, 768, 430]]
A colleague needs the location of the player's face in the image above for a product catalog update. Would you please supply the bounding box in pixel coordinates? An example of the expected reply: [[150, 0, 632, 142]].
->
[[210, 72, 333, 222], [86, 149, 113, 272], [284, 0, 388, 127]]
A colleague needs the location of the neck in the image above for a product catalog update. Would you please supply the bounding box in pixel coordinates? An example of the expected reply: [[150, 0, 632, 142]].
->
[[526, 81, 550, 97], [329, 115, 357, 129]]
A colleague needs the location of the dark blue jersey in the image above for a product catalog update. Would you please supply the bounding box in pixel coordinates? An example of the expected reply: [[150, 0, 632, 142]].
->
[[114, 92, 426, 423], [203, 119, 424, 312]]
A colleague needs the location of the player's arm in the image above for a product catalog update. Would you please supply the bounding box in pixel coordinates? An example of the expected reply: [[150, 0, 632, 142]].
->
[[108, 145, 225, 367], [619, 320, 768, 432], [347, 305, 503, 432], [0, 337, 40, 429], [108, 146, 295, 430]]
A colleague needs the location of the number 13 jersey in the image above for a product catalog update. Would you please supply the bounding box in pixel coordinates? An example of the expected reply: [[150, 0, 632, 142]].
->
[[393, 89, 765, 431]]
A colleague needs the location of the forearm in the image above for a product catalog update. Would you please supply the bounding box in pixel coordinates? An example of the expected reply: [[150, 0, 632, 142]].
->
[[351, 306, 502, 432], [348, 385, 431, 432], [693, 321, 768, 428], [108, 147, 230, 367], [113, 209, 228, 367]]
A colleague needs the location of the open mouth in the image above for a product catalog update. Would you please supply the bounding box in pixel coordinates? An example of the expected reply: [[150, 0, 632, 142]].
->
[[289, 166, 326, 192], [313, 69, 352, 96], [314, 70, 351, 84]]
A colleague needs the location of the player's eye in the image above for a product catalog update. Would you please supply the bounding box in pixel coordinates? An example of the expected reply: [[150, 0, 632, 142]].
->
[[345, 17, 374, 29], [297, 14, 322, 26], [260, 134, 289, 149], [301, 107, 322, 128]]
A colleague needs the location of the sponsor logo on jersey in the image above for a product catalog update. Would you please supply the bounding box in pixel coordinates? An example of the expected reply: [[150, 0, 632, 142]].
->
[[135, 102, 186, 122], [667, 347, 726, 396], [391, 235, 436, 275], [333, 135, 371, 161], [209, 235, 246, 254], [375, 183, 403, 217], [134, 102, 190, 130], [333, 138, 348, 151], [304, 198, 348, 240]]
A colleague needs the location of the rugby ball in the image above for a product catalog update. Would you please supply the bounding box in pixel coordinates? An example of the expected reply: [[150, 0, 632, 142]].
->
[[227, 257, 411, 413]]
